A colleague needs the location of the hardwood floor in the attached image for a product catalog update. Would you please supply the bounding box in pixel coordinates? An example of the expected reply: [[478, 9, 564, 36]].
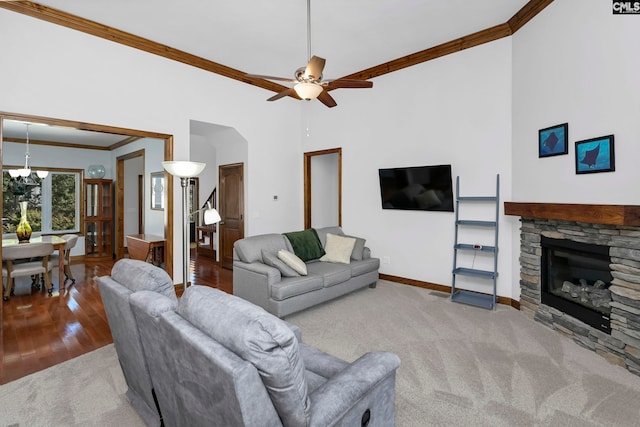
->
[[0, 250, 232, 384]]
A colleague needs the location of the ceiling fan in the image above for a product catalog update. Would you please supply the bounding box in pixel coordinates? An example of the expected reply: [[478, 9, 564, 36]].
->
[[246, 0, 373, 108]]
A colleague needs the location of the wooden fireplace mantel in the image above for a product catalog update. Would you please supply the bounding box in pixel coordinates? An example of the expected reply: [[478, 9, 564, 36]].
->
[[504, 202, 640, 226]]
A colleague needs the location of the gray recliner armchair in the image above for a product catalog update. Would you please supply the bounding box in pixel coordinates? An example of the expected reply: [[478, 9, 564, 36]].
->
[[130, 285, 401, 427], [97, 259, 178, 427]]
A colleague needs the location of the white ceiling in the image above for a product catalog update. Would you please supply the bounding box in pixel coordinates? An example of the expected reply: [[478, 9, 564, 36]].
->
[[2, 119, 133, 149], [2, 0, 531, 146], [36, 0, 529, 81]]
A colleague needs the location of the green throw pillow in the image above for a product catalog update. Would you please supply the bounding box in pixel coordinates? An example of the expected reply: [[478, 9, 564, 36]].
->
[[284, 229, 325, 262]]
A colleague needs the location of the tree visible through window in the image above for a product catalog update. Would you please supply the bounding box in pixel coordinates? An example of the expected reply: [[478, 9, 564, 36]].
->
[[51, 173, 77, 231], [2, 170, 80, 234]]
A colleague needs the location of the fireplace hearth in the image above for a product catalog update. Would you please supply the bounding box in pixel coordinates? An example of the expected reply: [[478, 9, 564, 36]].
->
[[505, 202, 640, 377], [541, 236, 613, 334]]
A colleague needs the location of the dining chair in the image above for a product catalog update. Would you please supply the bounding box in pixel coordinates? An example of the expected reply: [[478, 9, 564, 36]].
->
[[2, 242, 55, 301], [49, 234, 79, 285]]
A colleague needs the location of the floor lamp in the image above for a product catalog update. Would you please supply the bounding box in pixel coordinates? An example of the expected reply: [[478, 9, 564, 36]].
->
[[162, 161, 221, 293]]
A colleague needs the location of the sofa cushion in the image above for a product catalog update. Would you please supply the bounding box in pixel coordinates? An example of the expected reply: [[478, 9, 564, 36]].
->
[[234, 234, 289, 263], [306, 262, 352, 288], [262, 250, 299, 277], [278, 250, 307, 275], [346, 235, 366, 261], [316, 227, 366, 261], [178, 286, 311, 427], [283, 229, 325, 262], [271, 275, 324, 301], [110, 259, 177, 301], [314, 226, 345, 247], [350, 257, 381, 277], [319, 233, 356, 264]]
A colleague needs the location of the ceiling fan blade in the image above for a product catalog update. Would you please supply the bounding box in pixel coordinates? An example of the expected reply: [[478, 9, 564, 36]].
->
[[304, 55, 326, 80], [317, 90, 337, 108], [326, 79, 373, 89], [267, 87, 297, 102], [246, 73, 296, 83]]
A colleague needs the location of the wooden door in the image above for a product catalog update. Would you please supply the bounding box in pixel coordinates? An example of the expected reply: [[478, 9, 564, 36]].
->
[[219, 163, 244, 269]]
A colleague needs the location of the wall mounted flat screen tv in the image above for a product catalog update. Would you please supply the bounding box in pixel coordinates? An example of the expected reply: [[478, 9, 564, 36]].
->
[[378, 164, 454, 212]]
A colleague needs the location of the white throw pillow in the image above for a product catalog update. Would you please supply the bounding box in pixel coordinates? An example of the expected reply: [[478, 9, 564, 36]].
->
[[320, 233, 356, 264], [277, 250, 308, 275]]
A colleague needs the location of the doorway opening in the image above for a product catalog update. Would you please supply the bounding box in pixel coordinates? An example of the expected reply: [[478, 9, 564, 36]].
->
[[304, 148, 342, 229], [190, 120, 247, 268]]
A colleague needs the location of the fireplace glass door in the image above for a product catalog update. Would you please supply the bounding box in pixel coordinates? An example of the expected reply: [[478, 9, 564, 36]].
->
[[541, 237, 613, 333]]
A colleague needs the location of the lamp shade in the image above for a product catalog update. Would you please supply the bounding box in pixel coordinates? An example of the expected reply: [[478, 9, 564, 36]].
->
[[203, 208, 221, 225], [294, 82, 323, 100], [36, 170, 49, 178], [17, 167, 31, 177], [162, 161, 206, 178], [8, 169, 20, 178]]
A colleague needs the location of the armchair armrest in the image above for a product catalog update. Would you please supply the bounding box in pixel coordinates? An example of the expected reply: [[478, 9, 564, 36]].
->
[[285, 321, 302, 342], [233, 260, 282, 284], [233, 260, 282, 316], [308, 351, 400, 427]]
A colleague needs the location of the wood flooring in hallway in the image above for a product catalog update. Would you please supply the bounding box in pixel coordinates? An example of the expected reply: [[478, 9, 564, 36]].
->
[[0, 251, 232, 384]]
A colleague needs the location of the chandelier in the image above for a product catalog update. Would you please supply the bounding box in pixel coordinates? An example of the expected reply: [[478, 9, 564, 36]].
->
[[8, 123, 48, 182]]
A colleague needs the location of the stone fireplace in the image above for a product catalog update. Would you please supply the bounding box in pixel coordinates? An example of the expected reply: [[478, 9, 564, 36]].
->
[[505, 203, 640, 376]]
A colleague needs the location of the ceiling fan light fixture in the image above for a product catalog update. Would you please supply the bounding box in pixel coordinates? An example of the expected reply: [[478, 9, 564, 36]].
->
[[294, 82, 323, 100]]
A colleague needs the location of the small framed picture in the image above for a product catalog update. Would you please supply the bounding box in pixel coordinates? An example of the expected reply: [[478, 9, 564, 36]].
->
[[538, 123, 568, 157], [575, 135, 615, 174]]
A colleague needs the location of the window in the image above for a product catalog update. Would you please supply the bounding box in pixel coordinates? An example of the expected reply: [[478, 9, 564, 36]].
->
[[2, 170, 81, 234]]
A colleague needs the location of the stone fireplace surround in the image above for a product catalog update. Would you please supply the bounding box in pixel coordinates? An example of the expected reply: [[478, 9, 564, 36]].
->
[[505, 203, 640, 377]]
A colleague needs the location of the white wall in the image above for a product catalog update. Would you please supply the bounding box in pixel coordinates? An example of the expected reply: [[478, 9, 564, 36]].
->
[[0, 9, 302, 282], [512, 0, 640, 204], [511, 0, 640, 299], [302, 38, 514, 297]]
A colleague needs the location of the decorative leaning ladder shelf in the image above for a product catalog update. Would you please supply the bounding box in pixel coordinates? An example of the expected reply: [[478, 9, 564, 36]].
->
[[451, 174, 500, 310]]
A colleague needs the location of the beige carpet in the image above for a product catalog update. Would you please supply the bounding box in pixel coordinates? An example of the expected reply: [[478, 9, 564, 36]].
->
[[288, 280, 640, 426], [0, 344, 144, 427], [2, 280, 640, 426]]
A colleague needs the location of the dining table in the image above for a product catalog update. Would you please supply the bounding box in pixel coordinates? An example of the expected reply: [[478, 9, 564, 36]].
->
[[2, 235, 67, 291]]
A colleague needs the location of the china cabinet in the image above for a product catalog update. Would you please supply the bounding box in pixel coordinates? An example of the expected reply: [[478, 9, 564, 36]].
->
[[84, 179, 114, 259]]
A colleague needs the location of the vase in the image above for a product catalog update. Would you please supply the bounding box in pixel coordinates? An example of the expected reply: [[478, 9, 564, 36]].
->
[[16, 201, 32, 243]]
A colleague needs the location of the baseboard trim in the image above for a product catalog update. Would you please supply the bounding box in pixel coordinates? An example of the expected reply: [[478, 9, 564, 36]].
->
[[378, 273, 520, 310]]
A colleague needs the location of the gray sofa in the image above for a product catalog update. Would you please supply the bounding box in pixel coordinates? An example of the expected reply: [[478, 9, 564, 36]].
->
[[233, 226, 380, 318]]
